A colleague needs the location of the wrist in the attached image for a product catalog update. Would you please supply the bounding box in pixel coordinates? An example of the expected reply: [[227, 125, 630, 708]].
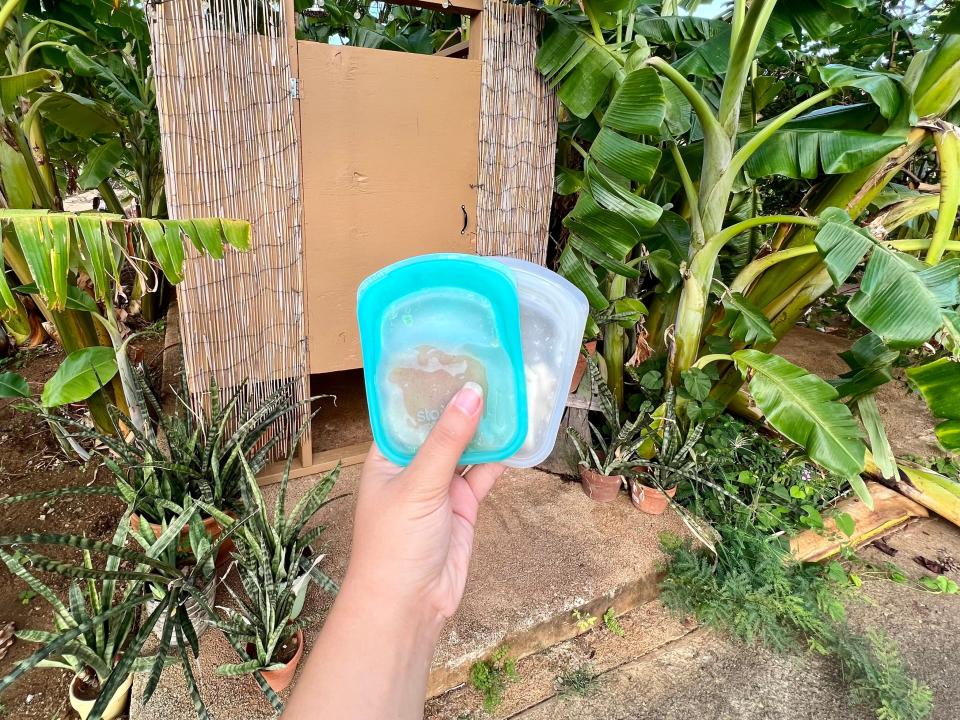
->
[[338, 570, 447, 645]]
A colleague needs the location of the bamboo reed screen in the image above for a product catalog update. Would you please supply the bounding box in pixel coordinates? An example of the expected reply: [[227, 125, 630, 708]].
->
[[148, 0, 308, 459], [476, 0, 558, 264]]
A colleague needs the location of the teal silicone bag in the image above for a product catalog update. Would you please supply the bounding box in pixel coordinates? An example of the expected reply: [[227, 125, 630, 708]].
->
[[357, 254, 528, 466]]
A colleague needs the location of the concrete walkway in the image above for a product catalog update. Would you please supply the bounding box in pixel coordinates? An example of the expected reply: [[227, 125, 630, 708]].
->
[[132, 465, 688, 719], [428, 516, 960, 720]]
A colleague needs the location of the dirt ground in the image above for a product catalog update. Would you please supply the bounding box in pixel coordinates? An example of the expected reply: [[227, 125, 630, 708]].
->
[[0, 333, 164, 720], [498, 517, 960, 720], [777, 327, 942, 460]]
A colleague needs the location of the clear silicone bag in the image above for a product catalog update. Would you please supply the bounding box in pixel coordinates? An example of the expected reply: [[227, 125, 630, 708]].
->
[[493, 258, 589, 468], [357, 254, 528, 466]]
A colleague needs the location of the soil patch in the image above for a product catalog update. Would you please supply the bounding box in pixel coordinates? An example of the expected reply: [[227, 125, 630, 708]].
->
[[309, 369, 371, 452]]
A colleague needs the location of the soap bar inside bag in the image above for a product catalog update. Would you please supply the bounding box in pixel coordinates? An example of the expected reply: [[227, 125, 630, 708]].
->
[[357, 254, 528, 466], [494, 258, 589, 468]]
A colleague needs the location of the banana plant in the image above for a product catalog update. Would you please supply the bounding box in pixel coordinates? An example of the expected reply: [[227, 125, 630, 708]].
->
[[1, 0, 163, 216], [0, 209, 250, 436], [538, 1, 960, 509], [1, 0, 167, 346]]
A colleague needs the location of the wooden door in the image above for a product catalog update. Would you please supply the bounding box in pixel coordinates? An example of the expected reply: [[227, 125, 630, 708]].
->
[[299, 41, 481, 374]]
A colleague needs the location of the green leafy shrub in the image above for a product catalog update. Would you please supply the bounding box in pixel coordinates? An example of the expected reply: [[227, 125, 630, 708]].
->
[[690, 414, 847, 533]]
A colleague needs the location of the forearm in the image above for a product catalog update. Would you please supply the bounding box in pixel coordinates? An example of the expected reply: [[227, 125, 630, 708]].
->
[[283, 573, 444, 720]]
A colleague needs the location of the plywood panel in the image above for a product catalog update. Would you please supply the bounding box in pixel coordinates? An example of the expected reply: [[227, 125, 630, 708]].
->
[[300, 42, 481, 374]]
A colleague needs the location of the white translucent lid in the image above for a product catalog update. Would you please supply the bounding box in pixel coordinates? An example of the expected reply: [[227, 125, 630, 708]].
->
[[493, 257, 589, 468]]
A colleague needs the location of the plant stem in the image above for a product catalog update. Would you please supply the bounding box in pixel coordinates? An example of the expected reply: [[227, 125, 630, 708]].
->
[[730, 0, 746, 56], [644, 57, 723, 142], [21, 19, 92, 50], [693, 353, 733, 370], [97, 182, 125, 216], [570, 138, 589, 160], [702, 215, 820, 259], [7, 119, 55, 209], [624, 10, 635, 45], [867, 194, 940, 234], [668, 216, 821, 383], [669, 141, 703, 246], [646, 56, 730, 243], [17, 41, 71, 72], [927, 125, 960, 264], [604, 270, 628, 408], [584, 2, 605, 44], [731, 245, 819, 294], [0, 0, 19, 33], [717, 0, 776, 137], [26, 120, 61, 210], [889, 238, 960, 252]]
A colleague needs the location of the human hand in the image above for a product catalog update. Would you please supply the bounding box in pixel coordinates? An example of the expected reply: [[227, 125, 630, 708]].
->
[[344, 382, 505, 628]]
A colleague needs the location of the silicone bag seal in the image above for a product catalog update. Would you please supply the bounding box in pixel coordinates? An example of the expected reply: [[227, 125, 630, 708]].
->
[[494, 258, 589, 468], [357, 254, 528, 466]]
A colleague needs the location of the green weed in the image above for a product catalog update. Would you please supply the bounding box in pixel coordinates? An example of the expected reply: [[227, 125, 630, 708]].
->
[[660, 528, 933, 720], [557, 664, 599, 698], [469, 646, 518, 713], [602, 607, 624, 637]]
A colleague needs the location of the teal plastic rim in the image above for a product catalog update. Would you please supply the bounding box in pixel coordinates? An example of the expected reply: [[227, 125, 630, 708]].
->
[[356, 253, 529, 466]]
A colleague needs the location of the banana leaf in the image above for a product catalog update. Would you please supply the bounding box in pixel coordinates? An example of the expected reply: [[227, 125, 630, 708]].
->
[[732, 349, 867, 481], [906, 358, 960, 450]]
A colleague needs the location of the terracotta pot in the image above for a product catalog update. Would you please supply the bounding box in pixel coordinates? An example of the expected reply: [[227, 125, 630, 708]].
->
[[569, 340, 598, 393], [69, 670, 132, 720], [629, 481, 677, 515], [256, 628, 304, 693], [579, 466, 623, 503], [130, 512, 235, 567]]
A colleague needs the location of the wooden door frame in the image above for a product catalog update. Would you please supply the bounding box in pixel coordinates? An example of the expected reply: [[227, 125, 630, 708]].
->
[[265, 0, 486, 483]]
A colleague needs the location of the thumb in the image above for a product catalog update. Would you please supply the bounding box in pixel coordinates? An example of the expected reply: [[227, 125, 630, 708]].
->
[[405, 382, 484, 493]]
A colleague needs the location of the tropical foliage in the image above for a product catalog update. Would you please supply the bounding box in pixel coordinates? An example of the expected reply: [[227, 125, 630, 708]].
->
[[1, 0, 161, 215], [210, 443, 340, 707], [538, 0, 960, 506], [0, 209, 250, 432], [295, 0, 471, 54]]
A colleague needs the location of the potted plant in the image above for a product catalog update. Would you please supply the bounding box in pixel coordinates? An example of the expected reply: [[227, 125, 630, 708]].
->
[[130, 499, 221, 646], [47, 372, 292, 560], [0, 537, 146, 720], [0, 504, 229, 720], [207, 432, 341, 705], [629, 390, 704, 515], [569, 335, 599, 393], [567, 358, 655, 502]]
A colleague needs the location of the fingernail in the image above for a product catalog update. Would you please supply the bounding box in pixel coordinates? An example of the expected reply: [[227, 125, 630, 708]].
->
[[452, 382, 483, 416]]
